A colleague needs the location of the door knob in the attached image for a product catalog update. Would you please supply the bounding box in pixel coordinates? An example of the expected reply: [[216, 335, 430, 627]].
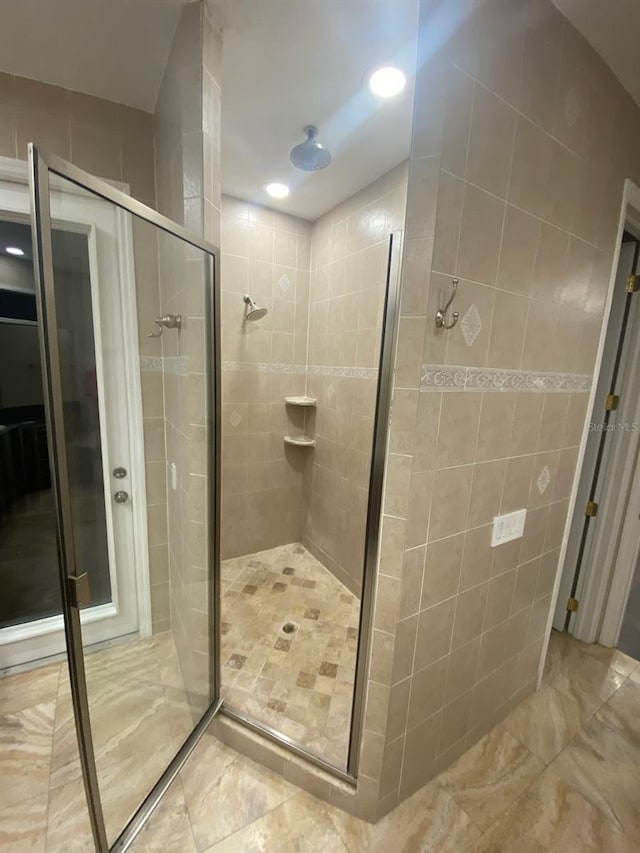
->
[[114, 490, 129, 504]]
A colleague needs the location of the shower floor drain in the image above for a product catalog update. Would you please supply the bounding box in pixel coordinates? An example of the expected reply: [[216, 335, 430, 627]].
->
[[281, 621, 298, 635]]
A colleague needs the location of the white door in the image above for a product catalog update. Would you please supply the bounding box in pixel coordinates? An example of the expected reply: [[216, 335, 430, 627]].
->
[[0, 159, 151, 669], [552, 241, 637, 632]]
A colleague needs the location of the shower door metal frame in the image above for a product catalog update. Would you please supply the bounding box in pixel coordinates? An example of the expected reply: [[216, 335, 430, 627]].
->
[[348, 228, 404, 776], [28, 145, 222, 852]]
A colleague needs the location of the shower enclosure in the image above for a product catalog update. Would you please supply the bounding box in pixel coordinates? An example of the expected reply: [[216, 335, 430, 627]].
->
[[217, 170, 407, 776], [1, 143, 404, 849]]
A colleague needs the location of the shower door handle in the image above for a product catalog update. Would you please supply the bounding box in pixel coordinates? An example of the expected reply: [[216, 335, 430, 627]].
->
[[114, 490, 129, 504], [67, 572, 91, 608]]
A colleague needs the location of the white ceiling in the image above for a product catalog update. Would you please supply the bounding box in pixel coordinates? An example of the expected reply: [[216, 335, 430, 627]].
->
[[212, 0, 419, 220], [551, 0, 640, 108], [0, 0, 182, 112]]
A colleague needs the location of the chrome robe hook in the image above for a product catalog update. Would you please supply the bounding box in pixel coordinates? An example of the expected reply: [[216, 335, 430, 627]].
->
[[148, 314, 182, 338], [435, 278, 459, 329]]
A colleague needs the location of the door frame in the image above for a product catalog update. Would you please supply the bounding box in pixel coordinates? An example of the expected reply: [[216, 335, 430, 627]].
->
[[544, 179, 640, 671], [0, 156, 152, 668], [29, 145, 222, 853]]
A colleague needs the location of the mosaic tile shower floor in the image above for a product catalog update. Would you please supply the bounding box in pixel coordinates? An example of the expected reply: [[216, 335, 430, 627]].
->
[[220, 543, 360, 768]]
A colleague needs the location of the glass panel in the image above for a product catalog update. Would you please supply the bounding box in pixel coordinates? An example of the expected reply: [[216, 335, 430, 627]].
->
[[43, 173, 214, 845], [0, 220, 89, 849], [0, 220, 112, 629]]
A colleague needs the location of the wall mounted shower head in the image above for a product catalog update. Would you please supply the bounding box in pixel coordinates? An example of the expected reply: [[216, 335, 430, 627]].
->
[[290, 126, 332, 172], [244, 294, 269, 321]]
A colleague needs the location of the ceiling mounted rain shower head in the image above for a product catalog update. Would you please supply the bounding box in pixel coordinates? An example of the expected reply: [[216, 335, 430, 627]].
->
[[243, 294, 269, 321], [290, 126, 332, 172]]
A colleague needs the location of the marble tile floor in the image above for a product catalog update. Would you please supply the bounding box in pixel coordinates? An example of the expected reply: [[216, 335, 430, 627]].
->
[[220, 543, 360, 769], [132, 630, 640, 852], [0, 632, 196, 851], [5, 629, 640, 850]]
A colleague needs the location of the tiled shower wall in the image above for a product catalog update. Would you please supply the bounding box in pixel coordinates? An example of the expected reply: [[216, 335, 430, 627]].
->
[[154, 0, 222, 713], [220, 196, 311, 559], [358, 0, 640, 818], [0, 72, 168, 629], [302, 164, 408, 594], [219, 163, 408, 584]]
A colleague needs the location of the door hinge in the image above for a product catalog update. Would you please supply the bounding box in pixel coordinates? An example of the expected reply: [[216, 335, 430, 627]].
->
[[605, 393, 619, 411], [585, 500, 599, 517], [566, 597, 579, 613], [67, 573, 90, 608], [627, 274, 640, 293]]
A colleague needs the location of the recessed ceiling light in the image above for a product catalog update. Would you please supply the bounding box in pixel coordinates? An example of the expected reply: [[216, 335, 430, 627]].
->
[[5, 246, 24, 256], [368, 66, 406, 98], [264, 182, 290, 199]]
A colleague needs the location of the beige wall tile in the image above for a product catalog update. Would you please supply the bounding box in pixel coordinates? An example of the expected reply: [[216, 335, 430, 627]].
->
[[395, 317, 427, 387], [466, 82, 517, 198], [487, 290, 528, 368], [531, 223, 569, 302], [521, 299, 559, 371], [519, 11, 561, 131], [407, 656, 448, 729], [400, 710, 441, 798], [457, 184, 505, 285], [441, 66, 474, 177], [432, 170, 464, 275], [414, 598, 456, 671], [468, 459, 506, 528], [404, 470, 433, 549], [392, 616, 418, 685], [428, 465, 473, 542], [508, 116, 553, 217], [475, 393, 516, 463], [434, 392, 482, 468], [452, 583, 489, 650], [475, 0, 524, 105], [422, 534, 463, 609], [438, 689, 473, 754], [497, 205, 540, 296], [483, 569, 517, 632], [399, 547, 426, 620], [459, 525, 494, 591], [502, 454, 535, 514], [405, 156, 440, 240], [445, 636, 480, 703]]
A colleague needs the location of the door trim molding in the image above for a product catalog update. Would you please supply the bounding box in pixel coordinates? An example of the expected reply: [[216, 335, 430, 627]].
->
[[0, 154, 151, 656], [114, 208, 152, 637], [543, 179, 640, 672]]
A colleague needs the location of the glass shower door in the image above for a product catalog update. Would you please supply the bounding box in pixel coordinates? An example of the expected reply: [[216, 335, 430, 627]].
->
[[28, 146, 220, 850]]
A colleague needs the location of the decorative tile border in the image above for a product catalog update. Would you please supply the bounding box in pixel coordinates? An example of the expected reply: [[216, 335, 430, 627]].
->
[[421, 364, 592, 393], [140, 357, 378, 379], [308, 365, 378, 379], [140, 355, 188, 376], [222, 361, 306, 375], [222, 361, 378, 379]]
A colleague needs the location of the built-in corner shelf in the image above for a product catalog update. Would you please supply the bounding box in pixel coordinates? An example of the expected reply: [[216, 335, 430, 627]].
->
[[284, 435, 316, 448], [284, 396, 317, 407]]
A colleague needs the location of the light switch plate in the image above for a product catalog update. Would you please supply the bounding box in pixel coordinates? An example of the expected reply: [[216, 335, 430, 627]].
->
[[491, 509, 526, 547]]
